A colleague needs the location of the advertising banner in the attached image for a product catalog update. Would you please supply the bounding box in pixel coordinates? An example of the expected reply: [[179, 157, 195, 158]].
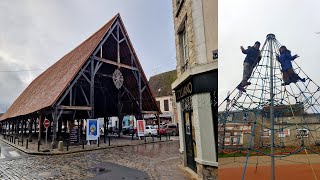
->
[[86, 119, 99, 140], [137, 120, 145, 137]]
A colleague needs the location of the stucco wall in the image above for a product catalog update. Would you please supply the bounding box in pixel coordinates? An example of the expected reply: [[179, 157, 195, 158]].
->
[[203, 0, 218, 63]]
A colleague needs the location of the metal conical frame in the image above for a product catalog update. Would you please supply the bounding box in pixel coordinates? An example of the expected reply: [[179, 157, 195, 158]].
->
[[267, 33, 276, 180]]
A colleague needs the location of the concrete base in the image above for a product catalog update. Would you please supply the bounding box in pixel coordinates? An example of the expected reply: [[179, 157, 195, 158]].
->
[[197, 163, 217, 180], [58, 141, 63, 151]]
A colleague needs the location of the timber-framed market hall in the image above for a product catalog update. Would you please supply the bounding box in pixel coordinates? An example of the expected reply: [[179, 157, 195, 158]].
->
[[0, 14, 160, 148]]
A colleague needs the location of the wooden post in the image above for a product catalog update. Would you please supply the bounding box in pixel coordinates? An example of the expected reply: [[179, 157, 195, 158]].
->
[[51, 107, 58, 148], [58, 118, 62, 141], [38, 112, 44, 142], [104, 116, 107, 143], [80, 119, 84, 142], [33, 118, 37, 137], [77, 119, 80, 144], [28, 118, 33, 142], [157, 115, 160, 136], [23, 119, 27, 135]]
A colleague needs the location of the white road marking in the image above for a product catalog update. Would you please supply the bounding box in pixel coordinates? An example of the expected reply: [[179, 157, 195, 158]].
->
[[8, 151, 20, 157], [0, 152, 5, 159]]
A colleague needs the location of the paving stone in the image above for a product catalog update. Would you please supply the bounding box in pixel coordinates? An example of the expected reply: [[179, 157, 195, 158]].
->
[[0, 140, 191, 179]]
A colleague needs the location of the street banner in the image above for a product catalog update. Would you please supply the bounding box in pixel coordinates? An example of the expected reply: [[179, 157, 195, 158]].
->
[[137, 120, 145, 137], [86, 119, 99, 140]]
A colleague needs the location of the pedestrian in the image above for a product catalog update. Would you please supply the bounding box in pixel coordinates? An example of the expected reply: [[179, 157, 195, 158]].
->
[[237, 41, 262, 92], [276, 45, 305, 86]]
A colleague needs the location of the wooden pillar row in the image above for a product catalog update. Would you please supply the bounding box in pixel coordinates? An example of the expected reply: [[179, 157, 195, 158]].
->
[[38, 112, 44, 142]]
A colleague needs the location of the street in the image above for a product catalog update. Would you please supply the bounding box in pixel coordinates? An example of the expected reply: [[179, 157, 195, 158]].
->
[[0, 142, 27, 162], [0, 138, 190, 180]]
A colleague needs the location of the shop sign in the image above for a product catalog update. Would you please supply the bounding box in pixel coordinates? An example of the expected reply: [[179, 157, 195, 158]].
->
[[137, 120, 145, 137], [70, 126, 79, 144], [175, 81, 193, 101], [86, 119, 99, 140]]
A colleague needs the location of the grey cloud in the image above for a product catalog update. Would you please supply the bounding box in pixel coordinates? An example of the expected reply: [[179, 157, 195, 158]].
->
[[0, 56, 29, 113]]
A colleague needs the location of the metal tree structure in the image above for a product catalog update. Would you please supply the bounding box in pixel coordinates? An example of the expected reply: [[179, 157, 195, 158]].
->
[[219, 34, 320, 180]]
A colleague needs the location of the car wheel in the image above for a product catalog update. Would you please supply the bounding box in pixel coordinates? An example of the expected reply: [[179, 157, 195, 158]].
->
[[172, 131, 177, 136]]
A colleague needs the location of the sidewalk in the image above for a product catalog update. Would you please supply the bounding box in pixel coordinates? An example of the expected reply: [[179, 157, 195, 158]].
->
[[0, 134, 174, 155]]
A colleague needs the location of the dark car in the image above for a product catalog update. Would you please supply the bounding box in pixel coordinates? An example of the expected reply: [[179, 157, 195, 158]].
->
[[164, 123, 179, 136], [108, 126, 119, 135], [122, 126, 134, 135]]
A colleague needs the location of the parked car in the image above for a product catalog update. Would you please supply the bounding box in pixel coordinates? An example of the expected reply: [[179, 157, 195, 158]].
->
[[164, 123, 179, 136], [152, 125, 166, 135], [145, 125, 157, 136], [122, 126, 135, 135], [108, 126, 119, 135]]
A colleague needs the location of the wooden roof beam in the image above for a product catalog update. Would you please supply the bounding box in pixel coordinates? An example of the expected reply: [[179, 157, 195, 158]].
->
[[93, 56, 138, 71]]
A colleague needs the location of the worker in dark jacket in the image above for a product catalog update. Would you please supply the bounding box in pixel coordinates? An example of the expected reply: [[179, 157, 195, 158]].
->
[[276, 45, 305, 85], [237, 41, 261, 92]]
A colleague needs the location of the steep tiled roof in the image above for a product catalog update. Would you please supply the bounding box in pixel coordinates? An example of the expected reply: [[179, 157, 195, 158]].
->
[[149, 70, 177, 97], [0, 15, 118, 120]]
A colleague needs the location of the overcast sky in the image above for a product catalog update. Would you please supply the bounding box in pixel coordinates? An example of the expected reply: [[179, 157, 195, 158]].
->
[[219, 0, 320, 108], [0, 1, 175, 112]]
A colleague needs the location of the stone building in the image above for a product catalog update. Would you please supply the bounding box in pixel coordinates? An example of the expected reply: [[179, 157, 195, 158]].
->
[[219, 109, 320, 148], [148, 70, 177, 124], [171, 0, 218, 179]]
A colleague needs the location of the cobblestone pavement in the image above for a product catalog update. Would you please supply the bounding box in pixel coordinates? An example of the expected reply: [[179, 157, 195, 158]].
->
[[0, 134, 177, 155], [0, 142, 27, 161], [0, 140, 191, 180]]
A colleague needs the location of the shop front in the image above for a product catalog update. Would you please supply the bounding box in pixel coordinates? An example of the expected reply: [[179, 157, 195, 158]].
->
[[173, 69, 217, 176]]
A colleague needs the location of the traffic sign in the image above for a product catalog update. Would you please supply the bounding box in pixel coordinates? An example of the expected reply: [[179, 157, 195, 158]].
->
[[44, 119, 50, 128]]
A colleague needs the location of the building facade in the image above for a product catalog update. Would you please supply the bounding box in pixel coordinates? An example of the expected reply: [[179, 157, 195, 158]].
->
[[171, 0, 218, 179], [148, 70, 177, 124], [218, 110, 320, 148]]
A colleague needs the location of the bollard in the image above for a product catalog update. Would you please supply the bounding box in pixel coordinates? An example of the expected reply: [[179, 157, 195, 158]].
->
[[131, 133, 134, 140], [98, 137, 100, 147], [166, 133, 168, 141], [144, 136, 147, 144], [152, 135, 154, 142], [26, 139, 29, 149], [82, 140, 85, 149], [38, 140, 40, 152], [14, 137, 16, 144], [159, 134, 161, 141], [67, 141, 69, 151], [22, 138, 23, 146], [104, 134, 106, 144], [108, 136, 111, 146]]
